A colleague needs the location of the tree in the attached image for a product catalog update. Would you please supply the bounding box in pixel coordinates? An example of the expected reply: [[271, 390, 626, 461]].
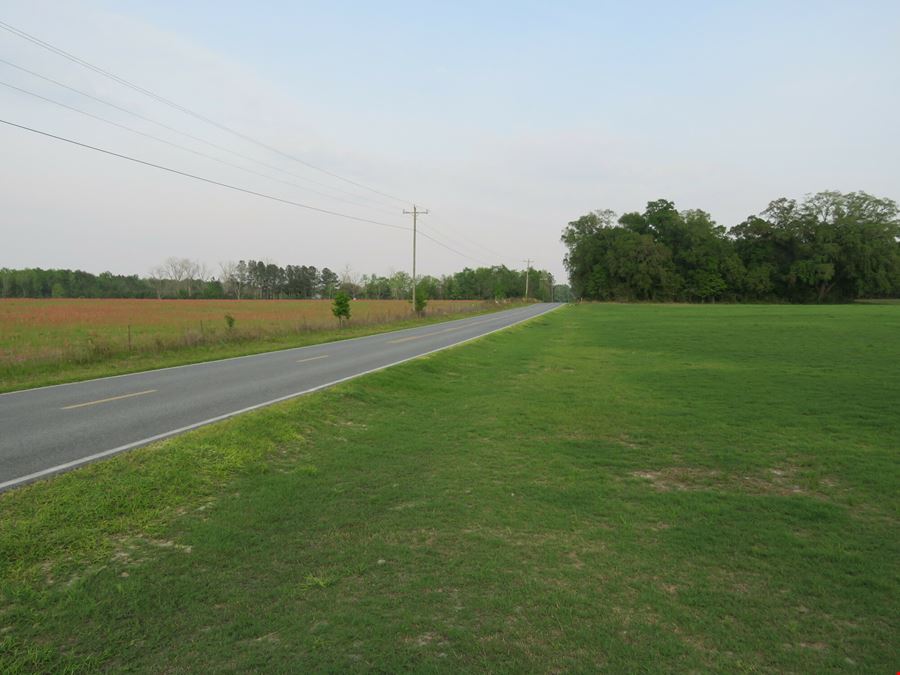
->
[[361, 273, 391, 299], [219, 261, 238, 298], [163, 257, 201, 297], [332, 291, 351, 326], [0, 260, 561, 301], [732, 191, 900, 302], [339, 264, 359, 298], [563, 192, 900, 303], [553, 284, 573, 302], [265, 263, 285, 299], [387, 270, 411, 300], [299, 266, 318, 298], [561, 210, 617, 298], [148, 265, 167, 299], [796, 191, 900, 301], [562, 210, 678, 301], [413, 283, 427, 316], [235, 260, 250, 299], [319, 268, 340, 298], [201, 279, 225, 298]]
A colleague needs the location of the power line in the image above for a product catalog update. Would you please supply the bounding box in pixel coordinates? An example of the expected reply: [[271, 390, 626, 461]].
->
[[0, 118, 410, 232], [0, 55, 400, 214], [0, 23, 524, 270], [417, 227, 492, 267], [427, 211, 511, 262], [1, 117, 530, 272], [423, 219, 514, 267], [0, 21, 531, 271], [0, 20, 413, 206], [0, 78, 404, 217]]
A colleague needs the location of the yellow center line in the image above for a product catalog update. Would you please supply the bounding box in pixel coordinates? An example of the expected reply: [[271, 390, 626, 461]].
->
[[61, 389, 157, 410], [296, 354, 330, 364], [387, 321, 489, 344]]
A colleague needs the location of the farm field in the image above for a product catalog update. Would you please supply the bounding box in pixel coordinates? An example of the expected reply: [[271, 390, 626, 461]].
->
[[0, 298, 498, 392], [1, 303, 898, 671]]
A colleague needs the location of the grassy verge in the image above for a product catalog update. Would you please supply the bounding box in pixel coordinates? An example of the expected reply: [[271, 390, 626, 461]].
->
[[1, 304, 897, 671], [0, 303, 521, 393]]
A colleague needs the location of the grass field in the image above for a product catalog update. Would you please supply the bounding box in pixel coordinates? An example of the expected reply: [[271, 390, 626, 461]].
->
[[1, 304, 897, 671], [0, 298, 496, 392]]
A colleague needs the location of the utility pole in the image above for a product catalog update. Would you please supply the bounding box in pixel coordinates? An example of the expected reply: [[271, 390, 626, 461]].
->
[[523, 259, 534, 299], [403, 204, 428, 305]]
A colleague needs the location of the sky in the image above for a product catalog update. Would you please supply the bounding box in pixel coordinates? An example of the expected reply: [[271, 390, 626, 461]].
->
[[1, 0, 899, 282]]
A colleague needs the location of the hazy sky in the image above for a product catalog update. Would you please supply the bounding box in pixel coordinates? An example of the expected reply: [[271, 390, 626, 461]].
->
[[2, 1, 898, 281]]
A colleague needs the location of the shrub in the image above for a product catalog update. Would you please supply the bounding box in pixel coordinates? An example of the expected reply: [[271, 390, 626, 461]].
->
[[414, 285, 428, 317], [332, 292, 351, 326]]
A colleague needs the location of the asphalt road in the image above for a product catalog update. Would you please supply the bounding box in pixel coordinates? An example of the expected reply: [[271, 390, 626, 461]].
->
[[0, 302, 561, 491]]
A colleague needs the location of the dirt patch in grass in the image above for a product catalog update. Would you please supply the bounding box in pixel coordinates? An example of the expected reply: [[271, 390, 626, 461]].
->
[[632, 466, 837, 498], [106, 535, 193, 578]]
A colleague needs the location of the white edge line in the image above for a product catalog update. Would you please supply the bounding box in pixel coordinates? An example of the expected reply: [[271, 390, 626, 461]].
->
[[0, 304, 541, 398], [0, 304, 562, 492]]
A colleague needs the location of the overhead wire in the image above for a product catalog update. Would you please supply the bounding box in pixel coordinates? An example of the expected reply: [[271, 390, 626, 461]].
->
[[0, 20, 413, 206], [0, 78, 405, 218], [0, 118, 410, 232], [0, 22, 530, 269], [1, 112, 533, 271], [416, 227, 492, 267], [427, 211, 511, 261], [0, 55, 401, 214], [422, 220, 511, 266], [2, 79, 501, 264]]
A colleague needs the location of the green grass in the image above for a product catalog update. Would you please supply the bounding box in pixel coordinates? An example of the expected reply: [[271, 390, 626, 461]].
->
[[0, 303, 515, 393], [1, 304, 897, 671]]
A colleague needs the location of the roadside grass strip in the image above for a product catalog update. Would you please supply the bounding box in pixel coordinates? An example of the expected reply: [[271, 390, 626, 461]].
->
[[0, 302, 525, 393]]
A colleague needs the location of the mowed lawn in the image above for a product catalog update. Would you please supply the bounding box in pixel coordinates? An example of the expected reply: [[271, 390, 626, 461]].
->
[[1, 304, 897, 671]]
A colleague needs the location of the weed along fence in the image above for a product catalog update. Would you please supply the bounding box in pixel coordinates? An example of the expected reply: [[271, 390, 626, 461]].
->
[[0, 298, 496, 368]]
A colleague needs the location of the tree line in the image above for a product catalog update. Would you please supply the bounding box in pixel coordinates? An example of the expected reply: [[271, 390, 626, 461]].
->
[[0, 258, 567, 302], [562, 191, 900, 303]]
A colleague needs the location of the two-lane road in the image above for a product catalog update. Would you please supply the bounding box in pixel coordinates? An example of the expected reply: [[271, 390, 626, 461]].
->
[[0, 303, 561, 491]]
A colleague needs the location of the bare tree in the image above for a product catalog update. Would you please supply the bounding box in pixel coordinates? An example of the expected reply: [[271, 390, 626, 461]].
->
[[164, 257, 186, 286], [340, 264, 359, 298], [185, 259, 202, 297], [163, 257, 203, 297], [148, 265, 167, 299], [219, 260, 237, 298], [197, 261, 210, 284]]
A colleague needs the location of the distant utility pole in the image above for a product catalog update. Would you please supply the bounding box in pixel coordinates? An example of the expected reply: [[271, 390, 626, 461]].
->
[[523, 259, 534, 299], [403, 204, 428, 304]]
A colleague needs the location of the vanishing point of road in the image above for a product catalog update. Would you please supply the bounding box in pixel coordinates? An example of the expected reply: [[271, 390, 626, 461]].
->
[[0, 303, 561, 491]]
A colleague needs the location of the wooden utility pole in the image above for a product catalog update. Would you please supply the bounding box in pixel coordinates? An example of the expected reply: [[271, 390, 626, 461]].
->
[[403, 205, 428, 305], [523, 258, 534, 299]]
